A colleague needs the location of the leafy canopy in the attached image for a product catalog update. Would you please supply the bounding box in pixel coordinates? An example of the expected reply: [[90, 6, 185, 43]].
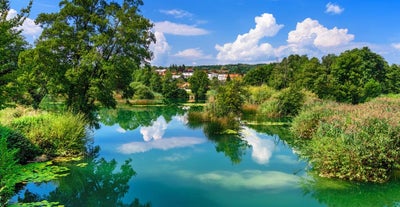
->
[[22, 0, 154, 113]]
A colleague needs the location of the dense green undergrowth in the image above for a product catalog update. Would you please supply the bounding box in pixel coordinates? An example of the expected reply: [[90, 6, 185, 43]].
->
[[291, 96, 400, 183], [0, 107, 88, 205]]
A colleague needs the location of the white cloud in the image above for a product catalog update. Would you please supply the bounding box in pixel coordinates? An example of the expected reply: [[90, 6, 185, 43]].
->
[[160, 9, 193, 18], [392, 43, 400, 50], [154, 21, 209, 36], [150, 31, 171, 65], [118, 137, 206, 154], [215, 13, 284, 64], [287, 18, 354, 50], [159, 153, 189, 162], [241, 127, 275, 165], [177, 170, 300, 190], [7, 9, 42, 41], [326, 2, 344, 15], [140, 116, 167, 142]]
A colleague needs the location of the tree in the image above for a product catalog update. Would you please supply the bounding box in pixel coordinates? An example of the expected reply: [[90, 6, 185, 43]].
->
[[331, 47, 388, 104], [188, 69, 209, 101], [243, 64, 273, 86], [0, 0, 31, 108], [162, 71, 187, 101], [207, 79, 245, 118], [23, 0, 154, 113]]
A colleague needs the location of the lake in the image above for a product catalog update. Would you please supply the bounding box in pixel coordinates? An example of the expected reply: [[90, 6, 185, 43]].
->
[[11, 106, 400, 207]]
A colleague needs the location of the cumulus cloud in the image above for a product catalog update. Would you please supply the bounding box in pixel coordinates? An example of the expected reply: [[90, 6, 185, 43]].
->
[[140, 116, 167, 142], [326, 2, 344, 14], [150, 31, 171, 65], [241, 127, 275, 165], [7, 9, 42, 41], [177, 170, 300, 190], [160, 9, 193, 18], [118, 137, 206, 154], [287, 18, 354, 49], [215, 13, 283, 64], [154, 21, 209, 36]]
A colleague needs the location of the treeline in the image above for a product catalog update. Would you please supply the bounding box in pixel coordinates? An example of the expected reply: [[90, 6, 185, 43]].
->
[[153, 63, 265, 74], [243, 47, 399, 104]]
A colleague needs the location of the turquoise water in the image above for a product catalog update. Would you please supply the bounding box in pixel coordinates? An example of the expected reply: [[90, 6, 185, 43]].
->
[[11, 106, 400, 207]]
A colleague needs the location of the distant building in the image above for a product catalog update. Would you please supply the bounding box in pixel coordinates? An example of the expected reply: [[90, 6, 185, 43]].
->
[[155, 69, 167, 76], [208, 73, 219, 80], [182, 69, 194, 79]]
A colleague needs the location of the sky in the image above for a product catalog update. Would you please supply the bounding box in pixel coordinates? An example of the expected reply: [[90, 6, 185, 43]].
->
[[10, 0, 400, 66]]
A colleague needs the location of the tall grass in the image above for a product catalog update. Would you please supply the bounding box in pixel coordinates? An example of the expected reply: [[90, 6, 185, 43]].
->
[[291, 96, 400, 183], [0, 107, 88, 157]]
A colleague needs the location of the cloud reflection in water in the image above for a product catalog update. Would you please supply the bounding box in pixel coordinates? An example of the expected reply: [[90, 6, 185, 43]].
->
[[118, 137, 205, 154], [140, 116, 167, 141], [241, 127, 275, 165]]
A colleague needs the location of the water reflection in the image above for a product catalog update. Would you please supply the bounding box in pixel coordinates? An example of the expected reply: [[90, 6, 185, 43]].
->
[[178, 170, 300, 191], [15, 157, 151, 207], [140, 116, 167, 141], [118, 137, 206, 154], [301, 175, 400, 207], [98, 106, 185, 130], [241, 127, 275, 165]]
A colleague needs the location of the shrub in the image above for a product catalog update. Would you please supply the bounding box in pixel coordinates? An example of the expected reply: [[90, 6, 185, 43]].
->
[[276, 87, 305, 117], [0, 125, 40, 164], [292, 96, 400, 182], [10, 112, 88, 157], [0, 137, 20, 205], [246, 85, 276, 105]]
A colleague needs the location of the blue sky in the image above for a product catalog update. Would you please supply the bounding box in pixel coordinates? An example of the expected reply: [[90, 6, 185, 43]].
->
[[10, 0, 400, 66]]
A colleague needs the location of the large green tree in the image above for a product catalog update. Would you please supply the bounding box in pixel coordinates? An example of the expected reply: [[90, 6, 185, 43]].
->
[[188, 69, 209, 101], [331, 47, 388, 104], [0, 0, 31, 108], [23, 0, 154, 113]]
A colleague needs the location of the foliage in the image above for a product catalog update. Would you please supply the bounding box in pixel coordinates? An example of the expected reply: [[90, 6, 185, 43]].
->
[[18, 0, 154, 114], [130, 82, 155, 100], [0, 0, 31, 109], [6, 111, 88, 157], [291, 96, 400, 182], [276, 87, 305, 117], [161, 71, 188, 102], [0, 136, 20, 206], [245, 85, 276, 105], [188, 69, 210, 101], [0, 125, 40, 164], [206, 79, 245, 118], [241, 47, 397, 105], [243, 64, 273, 86], [256, 87, 305, 118]]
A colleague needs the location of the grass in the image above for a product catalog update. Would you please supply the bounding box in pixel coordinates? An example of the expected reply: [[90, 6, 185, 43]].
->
[[0, 107, 88, 158], [291, 95, 400, 183]]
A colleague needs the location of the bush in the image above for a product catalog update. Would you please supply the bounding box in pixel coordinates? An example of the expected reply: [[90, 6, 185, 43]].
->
[[276, 87, 305, 117], [10, 112, 88, 157], [246, 85, 276, 105], [0, 137, 20, 205], [257, 87, 305, 118], [0, 125, 40, 164], [292, 96, 400, 182]]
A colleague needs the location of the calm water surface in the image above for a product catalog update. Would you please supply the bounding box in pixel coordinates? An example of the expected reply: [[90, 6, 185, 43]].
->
[[12, 106, 400, 207]]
